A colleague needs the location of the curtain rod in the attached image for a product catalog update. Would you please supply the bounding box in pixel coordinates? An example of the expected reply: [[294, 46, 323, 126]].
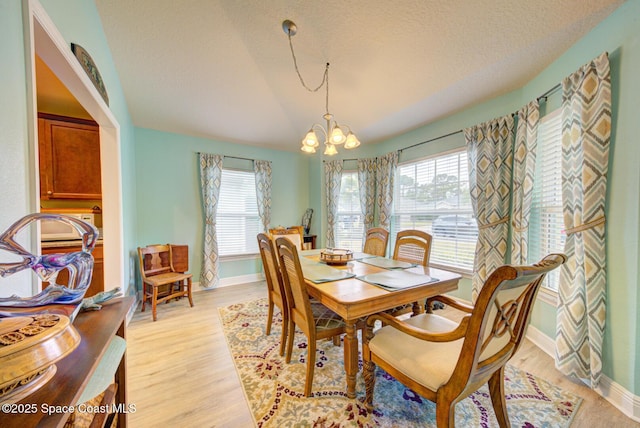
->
[[537, 83, 561, 101], [196, 152, 254, 162], [399, 129, 463, 153], [397, 81, 562, 154]]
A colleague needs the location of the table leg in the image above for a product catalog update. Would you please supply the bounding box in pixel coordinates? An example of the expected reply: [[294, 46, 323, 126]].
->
[[343, 320, 358, 398]]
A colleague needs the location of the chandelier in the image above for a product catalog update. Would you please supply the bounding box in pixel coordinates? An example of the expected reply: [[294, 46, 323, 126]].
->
[[282, 20, 361, 156]]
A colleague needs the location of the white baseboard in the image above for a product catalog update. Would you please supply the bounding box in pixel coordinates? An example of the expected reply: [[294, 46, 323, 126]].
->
[[193, 273, 265, 290], [526, 325, 640, 423]]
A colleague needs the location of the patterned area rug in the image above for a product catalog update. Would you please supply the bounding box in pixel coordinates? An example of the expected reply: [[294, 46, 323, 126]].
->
[[219, 298, 582, 427]]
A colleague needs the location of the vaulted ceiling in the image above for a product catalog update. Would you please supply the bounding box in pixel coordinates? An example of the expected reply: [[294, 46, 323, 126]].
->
[[92, 0, 623, 152]]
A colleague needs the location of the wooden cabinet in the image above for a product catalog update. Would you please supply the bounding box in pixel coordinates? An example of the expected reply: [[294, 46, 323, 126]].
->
[[41, 243, 104, 297], [38, 113, 102, 200]]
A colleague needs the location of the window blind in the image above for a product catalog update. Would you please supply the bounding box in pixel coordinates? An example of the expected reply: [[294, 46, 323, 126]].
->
[[392, 149, 476, 271], [335, 171, 364, 251], [529, 108, 564, 290], [217, 169, 260, 256]]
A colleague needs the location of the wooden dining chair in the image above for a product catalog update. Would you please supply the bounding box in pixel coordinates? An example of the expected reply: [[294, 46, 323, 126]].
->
[[269, 225, 304, 250], [393, 229, 432, 266], [363, 253, 566, 428], [389, 229, 433, 315], [275, 236, 348, 397], [257, 233, 289, 356], [138, 244, 194, 321], [363, 227, 389, 257]]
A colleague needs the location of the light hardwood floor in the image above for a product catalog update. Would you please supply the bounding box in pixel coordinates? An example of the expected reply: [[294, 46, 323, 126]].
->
[[126, 281, 638, 427]]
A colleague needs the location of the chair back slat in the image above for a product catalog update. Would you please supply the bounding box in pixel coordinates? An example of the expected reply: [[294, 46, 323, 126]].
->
[[270, 226, 304, 250], [257, 233, 287, 307], [139, 244, 172, 278], [460, 254, 566, 377], [275, 237, 314, 335], [392, 230, 432, 266], [363, 227, 389, 257]]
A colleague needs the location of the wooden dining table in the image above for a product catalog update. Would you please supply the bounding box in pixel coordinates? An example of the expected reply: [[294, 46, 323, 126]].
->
[[301, 253, 461, 398]]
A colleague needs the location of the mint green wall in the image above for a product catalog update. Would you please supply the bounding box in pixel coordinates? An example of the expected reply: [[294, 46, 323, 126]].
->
[[351, 2, 639, 394], [0, 0, 138, 296], [0, 0, 34, 296], [133, 127, 310, 283]]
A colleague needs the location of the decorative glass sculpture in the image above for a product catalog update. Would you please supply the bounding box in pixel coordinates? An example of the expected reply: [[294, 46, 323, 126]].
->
[[0, 213, 98, 307]]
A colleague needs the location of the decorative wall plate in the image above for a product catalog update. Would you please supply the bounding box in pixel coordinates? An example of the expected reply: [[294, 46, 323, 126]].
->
[[71, 43, 109, 105]]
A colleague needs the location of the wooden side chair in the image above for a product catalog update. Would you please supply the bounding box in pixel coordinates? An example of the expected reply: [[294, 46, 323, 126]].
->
[[393, 229, 432, 266], [390, 229, 433, 315], [269, 226, 304, 250], [363, 227, 389, 257], [257, 233, 289, 356], [275, 236, 349, 397], [363, 253, 566, 427], [138, 244, 194, 321]]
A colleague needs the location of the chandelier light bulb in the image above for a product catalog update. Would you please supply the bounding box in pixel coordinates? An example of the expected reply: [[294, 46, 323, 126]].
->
[[302, 130, 319, 147], [301, 145, 316, 153], [344, 132, 361, 149], [330, 126, 347, 145], [324, 143, 338, 156]]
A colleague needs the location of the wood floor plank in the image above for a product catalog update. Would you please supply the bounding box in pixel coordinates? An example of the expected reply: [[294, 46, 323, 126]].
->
[[126, 281, 638, 427]]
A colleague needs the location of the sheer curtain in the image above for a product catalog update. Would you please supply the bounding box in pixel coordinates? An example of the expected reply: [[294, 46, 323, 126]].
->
[[465, 115, 514, 301], [199, 153, 223, 289], [254, 160, 272, 233], [376, 152, 398, 229], [358, 158, 377, 241], [511, 101, 540, 264], [324, 160, 343, 248], [556, 52, 611, 387]]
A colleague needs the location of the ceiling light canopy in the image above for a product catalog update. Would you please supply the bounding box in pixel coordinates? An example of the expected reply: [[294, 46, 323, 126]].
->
[[283, 19, 361, 156]]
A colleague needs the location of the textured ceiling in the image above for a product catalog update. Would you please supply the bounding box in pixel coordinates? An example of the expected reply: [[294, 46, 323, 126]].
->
[[93, 0, 623, 152]]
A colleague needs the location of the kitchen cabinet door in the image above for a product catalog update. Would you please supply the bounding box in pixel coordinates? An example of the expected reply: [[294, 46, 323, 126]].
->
[[41, 243, 104, 297], [38, 114, 102, 200]]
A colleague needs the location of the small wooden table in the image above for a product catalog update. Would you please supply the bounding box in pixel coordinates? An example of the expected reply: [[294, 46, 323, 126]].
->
[[303, 257, 460, 398], [0, 296, 134, 427], [303, 234, 317, 249]]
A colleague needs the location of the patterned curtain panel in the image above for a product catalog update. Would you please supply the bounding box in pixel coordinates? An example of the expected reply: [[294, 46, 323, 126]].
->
[[358, 158, 377, 242], [376, 152, 399, 228], [465, 115, 514, 301], [254, 160, 272, 233], [199, 153, 223, 288], [511, 101, 540, 264], [556, 52, 611, 388], [324, 160, 343, 248]]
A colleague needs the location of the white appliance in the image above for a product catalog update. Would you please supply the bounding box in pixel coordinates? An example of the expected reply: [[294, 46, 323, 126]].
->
[[40, 213, 96, 241]]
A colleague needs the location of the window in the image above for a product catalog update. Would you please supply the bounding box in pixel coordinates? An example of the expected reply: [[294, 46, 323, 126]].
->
[[216, 169, 260, 257], [392, 149, 476, 271], [529, 108, 565, 290], [335, 171, 364, 251]]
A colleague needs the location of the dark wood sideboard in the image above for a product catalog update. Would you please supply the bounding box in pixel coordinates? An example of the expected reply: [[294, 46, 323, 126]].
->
[[0, 296, 134, 427]]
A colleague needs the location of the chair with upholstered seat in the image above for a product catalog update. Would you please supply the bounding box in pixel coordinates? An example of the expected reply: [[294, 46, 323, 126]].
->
[[363, 253, 566, 427], [275, 236, 349, 397], [363, 227, 389, 257], [138, 244, 194, 321], [257, 233, 290, 356], [269, 226, 304, 250]]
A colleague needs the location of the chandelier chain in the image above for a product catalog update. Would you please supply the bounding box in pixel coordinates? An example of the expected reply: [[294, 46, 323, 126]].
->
[[287, 32, 329, 114], [287, 32, 328, 93]]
